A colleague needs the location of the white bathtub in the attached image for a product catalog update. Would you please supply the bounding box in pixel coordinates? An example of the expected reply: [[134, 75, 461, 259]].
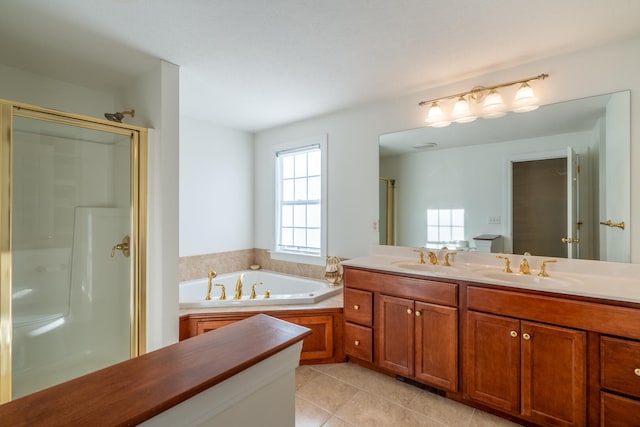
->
[[179, 270, 342, 308]]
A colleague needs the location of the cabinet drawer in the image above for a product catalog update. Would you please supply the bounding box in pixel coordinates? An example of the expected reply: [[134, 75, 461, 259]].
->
[[344, 288, 372, 326], [601, 336, 640, 398], [344, 322, 372, 362], [601, 392, 640, 426]]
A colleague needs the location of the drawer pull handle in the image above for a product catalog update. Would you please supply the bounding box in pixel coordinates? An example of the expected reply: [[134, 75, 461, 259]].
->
[[523, 333, 531, 340], [406, 308, 413, 315], [354, 340, 360, 346], [353, 304, 360, 310], [415, 310, 421, 317], [635, 368, 640, 376], [510, 331, 518, 338]]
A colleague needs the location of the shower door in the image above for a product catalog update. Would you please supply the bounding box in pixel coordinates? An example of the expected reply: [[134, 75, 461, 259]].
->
[[0, 102, 147, 402]]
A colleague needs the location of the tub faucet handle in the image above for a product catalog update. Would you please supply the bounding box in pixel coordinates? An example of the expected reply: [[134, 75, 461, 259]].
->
[[215, 283, 227, 300], [250, 281, 264, 299], [413, 249, 426, 264]]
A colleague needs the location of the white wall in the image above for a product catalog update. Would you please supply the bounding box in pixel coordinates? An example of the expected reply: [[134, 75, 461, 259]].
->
[[254, 36, 640, 262], [118, 61, 180, 350], [179, 117, 254, 257]]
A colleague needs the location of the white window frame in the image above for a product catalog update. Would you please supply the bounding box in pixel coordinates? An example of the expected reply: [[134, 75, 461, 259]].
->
[[272, 134, 327, 265], [426, 208, 465, 249]]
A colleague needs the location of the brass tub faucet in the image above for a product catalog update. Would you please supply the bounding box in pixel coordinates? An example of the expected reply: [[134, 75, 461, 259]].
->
[[427, 251, 438, 265], [234, 273, 245, 299]]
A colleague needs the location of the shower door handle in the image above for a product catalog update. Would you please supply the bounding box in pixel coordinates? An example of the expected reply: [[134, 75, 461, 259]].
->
[[111, 235, 131, 258]]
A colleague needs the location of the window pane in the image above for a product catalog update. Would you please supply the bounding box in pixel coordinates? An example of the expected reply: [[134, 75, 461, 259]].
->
[[281, 227, 293, 246], [294, 153, 307, 178], [293, 228, 306, 247], [307, 204, 320, 227], [308, 176, 321, 200], [282, 179, 294, 201], [281, 205, 293, 227], [439, 209, 451, 226], [294, 177, 307, 200], [307, 229, 320, 248], [440, 228, 452, 242], [427, 226, 439, 241], [293, 205, 306, 227], [308, 150, 321, 176], [427, 209, 438, 225], [452, 227, 465, 241], [452, 209, 464, 226], [282, 156, 294, 179]]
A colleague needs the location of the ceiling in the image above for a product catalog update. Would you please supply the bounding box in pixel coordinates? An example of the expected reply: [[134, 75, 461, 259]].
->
[[1, 1, 640, 133]]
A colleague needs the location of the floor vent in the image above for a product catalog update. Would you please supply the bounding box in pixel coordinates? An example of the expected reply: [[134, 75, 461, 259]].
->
[[395, 375, 445, 396]]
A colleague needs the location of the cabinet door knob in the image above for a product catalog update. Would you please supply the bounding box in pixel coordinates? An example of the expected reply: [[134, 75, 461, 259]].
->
[[415, 310, 421, 317], [354, 340, 360, 346], [510, 330, 518, 338], [523, 333, 531, 340], [634, 368, 640, 376], [353, 304, 360, 310], [406, 308, 413, 315]]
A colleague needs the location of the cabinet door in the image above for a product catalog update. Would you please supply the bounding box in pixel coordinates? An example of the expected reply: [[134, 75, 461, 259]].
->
[[465, 311, 520, 413], [376, 294, 414, 376], [415, 302, 458, 392], [520, 321, 586, 426]]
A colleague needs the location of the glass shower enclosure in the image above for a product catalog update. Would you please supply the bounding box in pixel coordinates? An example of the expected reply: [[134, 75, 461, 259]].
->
[[0, 101, 147, 402]]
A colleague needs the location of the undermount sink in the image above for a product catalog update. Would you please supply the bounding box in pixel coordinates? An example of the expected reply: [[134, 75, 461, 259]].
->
[[391, 260, 470, 275], [477, 270, 582, 288]]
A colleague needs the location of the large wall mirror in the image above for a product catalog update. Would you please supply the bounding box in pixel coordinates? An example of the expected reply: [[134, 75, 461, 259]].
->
[[379, 91, 630, 262]]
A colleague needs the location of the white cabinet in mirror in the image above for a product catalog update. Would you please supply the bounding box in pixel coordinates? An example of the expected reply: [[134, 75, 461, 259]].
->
[[379, 91, 630, 263]]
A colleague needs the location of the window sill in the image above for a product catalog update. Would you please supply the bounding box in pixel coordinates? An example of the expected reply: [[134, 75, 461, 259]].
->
[[270, 250, 326, 266]]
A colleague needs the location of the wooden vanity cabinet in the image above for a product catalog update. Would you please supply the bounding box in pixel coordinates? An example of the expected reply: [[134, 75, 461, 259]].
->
[[600, 336, 640, 425], [344, 267, 458, 392], [465, 310, 586, 426]]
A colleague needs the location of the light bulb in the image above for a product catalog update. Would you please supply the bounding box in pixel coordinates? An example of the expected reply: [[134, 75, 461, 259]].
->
[[482, 89, 507, 119], [425, 102, 451, 128], [513, 82, 539, 112], [452, 96, 476, 123]]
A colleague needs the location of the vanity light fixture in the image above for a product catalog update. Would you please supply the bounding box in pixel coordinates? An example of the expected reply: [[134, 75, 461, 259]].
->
[[419, 73, 548, 126]]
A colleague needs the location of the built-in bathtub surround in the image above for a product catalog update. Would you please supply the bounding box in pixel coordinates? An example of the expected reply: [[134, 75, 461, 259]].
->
[[179, 248, 330, 282]]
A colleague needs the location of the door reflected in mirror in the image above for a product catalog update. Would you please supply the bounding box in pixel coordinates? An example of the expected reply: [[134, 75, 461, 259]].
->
[[379, 91, 630, 262]]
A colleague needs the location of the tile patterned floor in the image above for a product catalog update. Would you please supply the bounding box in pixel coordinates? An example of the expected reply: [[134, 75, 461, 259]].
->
[[296, 362, 523, 427]]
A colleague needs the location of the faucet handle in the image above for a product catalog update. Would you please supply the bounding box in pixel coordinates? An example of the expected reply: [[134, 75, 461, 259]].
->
[[413, 249, 426, 264], [250, 281, 264, 299], [214, 283, 227, 300], [537, 259, 557, 277], [427, 251, 438, 265], [443, 251, 458, 267], [496, 255, 512, 273]]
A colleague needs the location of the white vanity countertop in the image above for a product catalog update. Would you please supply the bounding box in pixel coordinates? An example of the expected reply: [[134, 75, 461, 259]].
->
[[341, 246, 640, 304]]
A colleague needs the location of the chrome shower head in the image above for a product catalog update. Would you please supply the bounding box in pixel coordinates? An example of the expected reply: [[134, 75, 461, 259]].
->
[[104, 109, 135, 123]]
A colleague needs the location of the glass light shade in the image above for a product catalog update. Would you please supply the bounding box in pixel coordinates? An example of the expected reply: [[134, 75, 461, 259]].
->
[[451, 97, 477, 123], [513, 82, 539, 112], [425, 102, 451, 128], [482, 89, 507, 118]]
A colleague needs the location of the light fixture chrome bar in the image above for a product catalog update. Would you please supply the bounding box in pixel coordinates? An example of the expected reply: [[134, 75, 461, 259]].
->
[[418, 74, 549, 107]]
